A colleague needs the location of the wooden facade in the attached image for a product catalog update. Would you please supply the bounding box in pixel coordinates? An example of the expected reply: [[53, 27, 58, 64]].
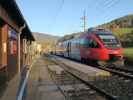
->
[[0, 0, 35, 81], [0, 22, 8, 69]]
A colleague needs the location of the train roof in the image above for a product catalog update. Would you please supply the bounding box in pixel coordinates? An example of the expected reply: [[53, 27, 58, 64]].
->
[[88, 28, 113, 35]]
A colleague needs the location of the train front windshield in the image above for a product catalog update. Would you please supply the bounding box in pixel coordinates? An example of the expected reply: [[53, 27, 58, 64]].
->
[[98, 34, 121, 48]]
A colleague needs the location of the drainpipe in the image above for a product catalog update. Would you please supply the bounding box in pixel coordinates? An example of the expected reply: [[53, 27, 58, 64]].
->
[[18, 24, 25, 74]]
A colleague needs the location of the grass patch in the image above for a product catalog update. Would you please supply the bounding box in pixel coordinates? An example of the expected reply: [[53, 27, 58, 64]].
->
[[124, 48, 133, 59], [112, 28, 133, 37]]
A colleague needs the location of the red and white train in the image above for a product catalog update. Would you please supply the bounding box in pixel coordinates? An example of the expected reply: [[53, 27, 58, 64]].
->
[[55, 28, 124, 66]]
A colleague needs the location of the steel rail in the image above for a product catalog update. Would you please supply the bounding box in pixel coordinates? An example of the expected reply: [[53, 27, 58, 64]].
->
[[98, 66, 133, 80], [47, 67, 70, 100], [109, 66, 133, 74]]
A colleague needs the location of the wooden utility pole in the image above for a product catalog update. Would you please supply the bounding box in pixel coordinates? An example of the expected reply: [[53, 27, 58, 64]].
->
[[81, 10, 87, 32]]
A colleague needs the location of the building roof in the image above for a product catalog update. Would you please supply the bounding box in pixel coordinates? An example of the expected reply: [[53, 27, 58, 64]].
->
[[0, 0, 35, 41]]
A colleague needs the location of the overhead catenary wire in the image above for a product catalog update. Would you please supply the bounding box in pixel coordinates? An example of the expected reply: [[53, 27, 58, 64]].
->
[[102, 0, 116, 8], [91, 0, 121, 26], [94, 0, 111, 11], [49, 0, 65, 30], [51, 0, 121, 34], [101, 0, 121, 21], [106, 0, 120, 9], [86, 0, 116, 29], [95, 0, 120, 14], [54, 0, 65, 21]]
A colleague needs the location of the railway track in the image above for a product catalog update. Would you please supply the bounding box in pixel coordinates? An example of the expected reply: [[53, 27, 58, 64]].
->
[[48, 67, 115, 100], [53, 55, 133, 80], [109, 66, 133, 74], [97, 66, 133, 80], [46, 55, 118, 100], [52, 55, 133, 80], [46, 55, 133, 100]]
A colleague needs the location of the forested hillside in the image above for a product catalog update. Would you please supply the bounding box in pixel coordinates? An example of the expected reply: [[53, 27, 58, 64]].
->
[[98, 14, 133, 29], [33, 32, 59, 51], [59, 14, 133, 47], [96, 15, 133, 47]]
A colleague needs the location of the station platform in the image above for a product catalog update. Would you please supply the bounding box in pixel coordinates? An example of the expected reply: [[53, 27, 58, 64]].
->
[[26, 56, 65, 100], [0, 74, 20, 100], [52, 56, 111, 81]]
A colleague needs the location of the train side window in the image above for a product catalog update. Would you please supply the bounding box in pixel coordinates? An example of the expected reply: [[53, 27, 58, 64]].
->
[[89, 40, 99, 48]]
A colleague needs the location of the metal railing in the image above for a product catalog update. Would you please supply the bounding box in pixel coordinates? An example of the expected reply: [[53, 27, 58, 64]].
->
[[16, 65, 29, 100], [16, 54, 39, 100]]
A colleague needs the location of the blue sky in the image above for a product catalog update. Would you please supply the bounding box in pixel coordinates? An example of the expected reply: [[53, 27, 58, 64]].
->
[[16, 0, 133, 36]]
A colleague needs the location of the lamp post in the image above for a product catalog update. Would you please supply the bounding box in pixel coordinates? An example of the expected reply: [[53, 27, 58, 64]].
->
[[18, 24, 25, 73]]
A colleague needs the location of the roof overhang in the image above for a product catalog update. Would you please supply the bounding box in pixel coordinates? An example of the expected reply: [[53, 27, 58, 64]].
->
[[0, 0, 35, 41]]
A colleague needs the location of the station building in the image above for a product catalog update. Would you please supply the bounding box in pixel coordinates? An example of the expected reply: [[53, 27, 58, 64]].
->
[[0, 0, 35, 81]]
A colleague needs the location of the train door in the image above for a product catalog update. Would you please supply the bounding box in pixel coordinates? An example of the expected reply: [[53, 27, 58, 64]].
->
[[67, 42, 71, 57], [89, 39, 100, 59], [67, 42, 69, 57], [66, 42, 68, 57], [75, 39, 81, 61], [80, 38, 90, 60]]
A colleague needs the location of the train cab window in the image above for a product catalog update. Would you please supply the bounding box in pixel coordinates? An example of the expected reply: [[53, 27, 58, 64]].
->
[[89, 40, 99, 48]]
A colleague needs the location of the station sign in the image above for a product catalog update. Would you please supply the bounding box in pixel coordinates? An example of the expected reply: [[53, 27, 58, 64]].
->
[[8, 28, 17, 40], [8, 27, 17, 55]]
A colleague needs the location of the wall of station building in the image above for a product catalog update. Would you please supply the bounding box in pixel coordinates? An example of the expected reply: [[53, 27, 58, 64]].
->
[[0, 19, 18, 79], [0, 18, 36, 80], [0, 23, 8, 71]]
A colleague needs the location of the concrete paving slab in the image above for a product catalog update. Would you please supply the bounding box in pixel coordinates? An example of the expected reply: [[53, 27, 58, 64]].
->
[[26, 56, 65, 100], [0, 74, 20, 100]]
